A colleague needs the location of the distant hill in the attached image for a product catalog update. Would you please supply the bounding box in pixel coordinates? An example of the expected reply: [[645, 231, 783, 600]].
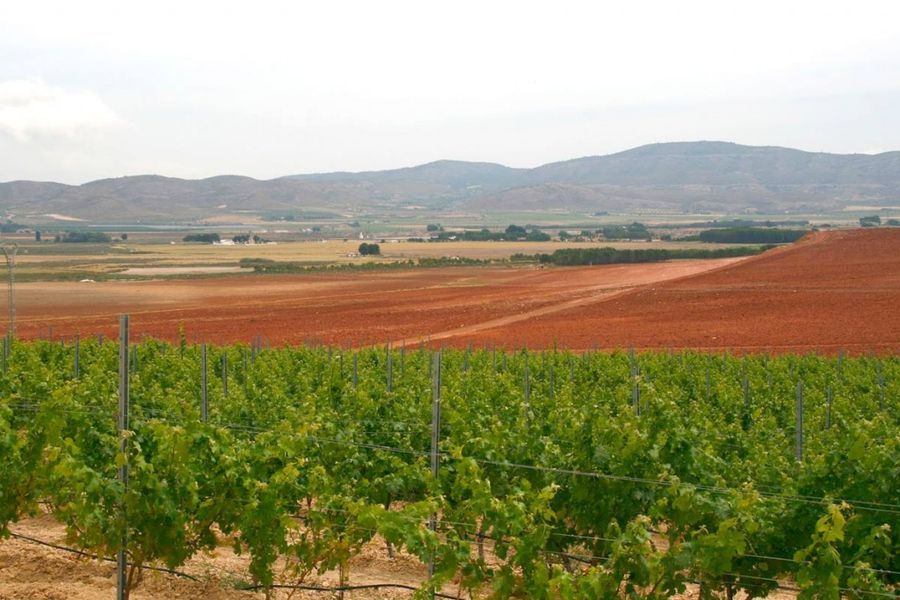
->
[[2, 142, 899, 224], [525, 141, 900, 186], [288, 159, 525, 190]]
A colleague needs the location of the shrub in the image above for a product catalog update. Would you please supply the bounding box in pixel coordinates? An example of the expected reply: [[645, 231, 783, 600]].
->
[[525, 230, 551, 241], [358, 242, 381, 256], [516, 245, 774, 266], [504, 225, 528, 239], [183, 233, 221, 243], [698, 227, 806, 244], [859, 215, 881, 227], [600, 222, 651, 240], [59, 231, 111, 243]]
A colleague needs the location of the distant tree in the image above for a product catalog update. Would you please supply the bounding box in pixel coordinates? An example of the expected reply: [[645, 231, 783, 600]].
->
[[504, 224, 528, 240], [886, 218, 900, 227], [460, 229, 502, 241], [0, 222, 23, 233], [34, 230, 41, 242], [183, 233, 221, 243], [525, 229, 551, 241], [120, 233, 128, 241], [699, 227, 806, 244], [601, 222, 651, 241], [59, 231, 112, 243], [358, 242, 381, 256], [859, 215, 881, 227], [232, 234, 250, 244], [426, 224, 443, 232]]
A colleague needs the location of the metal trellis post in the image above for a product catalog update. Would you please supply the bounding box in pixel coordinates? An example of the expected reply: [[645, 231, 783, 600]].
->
[[428, 350, 442, 597], [117, 315, 130, 600], [795, 381, 804, 462], [201, 343, 208, 422]]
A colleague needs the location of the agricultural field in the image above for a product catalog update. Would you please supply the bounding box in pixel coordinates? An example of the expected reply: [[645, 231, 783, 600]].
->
[[0, 233, 753, 282], [9, 256, 743, 347], [0, 228, 897, 599], [4, 228, 899, 354], [0, 340, 897, 599]]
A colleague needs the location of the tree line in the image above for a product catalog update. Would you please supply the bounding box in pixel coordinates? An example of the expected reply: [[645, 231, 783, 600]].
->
[[514, 244, 773, 266]]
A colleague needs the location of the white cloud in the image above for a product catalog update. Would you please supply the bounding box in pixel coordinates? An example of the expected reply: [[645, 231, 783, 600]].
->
[[0, 79, 125, 141], [1, 1, 900, 179]]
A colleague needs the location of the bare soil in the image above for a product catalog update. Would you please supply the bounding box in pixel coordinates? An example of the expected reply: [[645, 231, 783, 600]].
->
[[8, 229, 900, 354], [456, 228, 900, 353], [1, 516, 796, 600], [1, 516, 430, 599], [12, 259, 740, 348]]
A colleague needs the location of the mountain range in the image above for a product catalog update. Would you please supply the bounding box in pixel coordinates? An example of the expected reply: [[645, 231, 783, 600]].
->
[[2, 141, 899, 224]]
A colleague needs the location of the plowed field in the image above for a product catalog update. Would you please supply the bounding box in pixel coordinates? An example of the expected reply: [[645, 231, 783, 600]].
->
[[9, 229, 900, 353], [457, 228, 900, 354]]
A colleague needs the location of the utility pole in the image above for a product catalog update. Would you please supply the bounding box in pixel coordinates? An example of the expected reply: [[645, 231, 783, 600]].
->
[[2, 242, 16, 338]]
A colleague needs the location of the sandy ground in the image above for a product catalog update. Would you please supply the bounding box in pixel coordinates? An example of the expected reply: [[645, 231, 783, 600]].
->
[[6, 229, 900, 354], [1, 516, 798, 600], [1, 515, 432, 600]]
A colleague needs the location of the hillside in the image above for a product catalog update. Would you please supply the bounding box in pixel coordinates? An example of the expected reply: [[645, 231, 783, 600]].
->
[[2, 142, 899, 223]]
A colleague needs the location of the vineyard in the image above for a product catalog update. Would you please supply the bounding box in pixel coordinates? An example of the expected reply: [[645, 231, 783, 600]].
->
[[0, 333, 898, 599]]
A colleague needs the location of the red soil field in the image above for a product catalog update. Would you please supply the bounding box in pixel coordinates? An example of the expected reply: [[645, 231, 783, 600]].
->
[[9, 228, 900, 354], [456, 228, 900, 354]]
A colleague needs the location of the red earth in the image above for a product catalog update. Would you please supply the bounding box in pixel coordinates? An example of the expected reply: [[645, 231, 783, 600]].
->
[[455, 228, 900, 354], [9, 229, 900, 354]]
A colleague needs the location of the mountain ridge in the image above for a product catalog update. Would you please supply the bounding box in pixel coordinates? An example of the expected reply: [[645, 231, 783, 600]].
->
[[2, 141, 899, 223]]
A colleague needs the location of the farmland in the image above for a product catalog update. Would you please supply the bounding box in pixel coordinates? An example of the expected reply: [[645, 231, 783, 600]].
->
[[0, 340, 897, 598], [0, 228, 898, 599], [4, 228, 900, 354], [1, 235, 751, 281]]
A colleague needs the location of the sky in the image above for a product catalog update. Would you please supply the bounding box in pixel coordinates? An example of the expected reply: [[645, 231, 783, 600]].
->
[[1, 0, 899, 183]]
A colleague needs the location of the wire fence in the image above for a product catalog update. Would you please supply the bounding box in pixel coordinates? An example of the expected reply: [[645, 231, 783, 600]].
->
[[8, 516, 898, 599], [4, 400, 900, 515]]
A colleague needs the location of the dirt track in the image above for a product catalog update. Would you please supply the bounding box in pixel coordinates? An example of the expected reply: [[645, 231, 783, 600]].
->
[[9, 229, 900, 353]]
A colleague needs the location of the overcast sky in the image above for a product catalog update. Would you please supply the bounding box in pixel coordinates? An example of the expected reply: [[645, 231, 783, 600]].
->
[[2, 0, 899, 183]]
